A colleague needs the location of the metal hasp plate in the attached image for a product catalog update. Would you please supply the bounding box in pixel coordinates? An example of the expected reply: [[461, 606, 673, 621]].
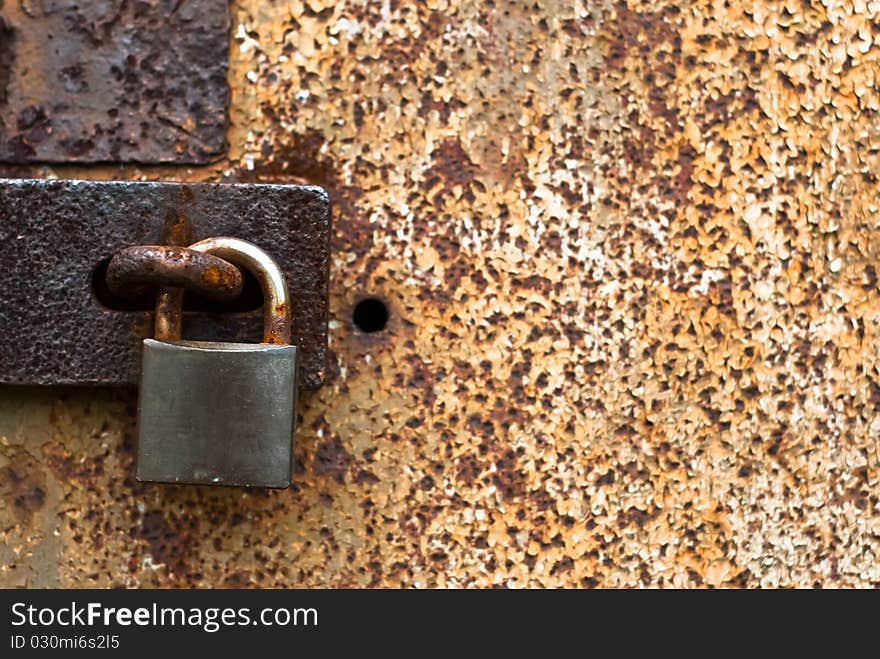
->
[[0, 178, 330, 389], [137, 339, 299, 488], [0, 0, 230, 163]]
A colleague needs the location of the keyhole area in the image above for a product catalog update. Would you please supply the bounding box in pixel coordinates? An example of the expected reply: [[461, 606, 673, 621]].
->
[[352, 298, 389, 333]]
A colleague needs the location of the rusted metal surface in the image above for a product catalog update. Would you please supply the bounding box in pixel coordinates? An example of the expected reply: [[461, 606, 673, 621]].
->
[[106, 246, 245, 301], [3, 0, 880, 589], [0, 178, 329, 389], [0, 0, 230, 163]]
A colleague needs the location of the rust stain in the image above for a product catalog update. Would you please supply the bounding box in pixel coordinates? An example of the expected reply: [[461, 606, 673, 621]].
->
[[162, 192, 193, 248], [135, 509, 199, 585], [42, 442, 105, 488], [0, 16, 14, 107], [313, 438, 352, 484], [240, 130, 370, 257], [265, 311, 291, 346]]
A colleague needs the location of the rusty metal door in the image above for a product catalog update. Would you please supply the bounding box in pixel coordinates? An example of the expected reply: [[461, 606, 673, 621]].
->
[[2, 0, 880, 588]]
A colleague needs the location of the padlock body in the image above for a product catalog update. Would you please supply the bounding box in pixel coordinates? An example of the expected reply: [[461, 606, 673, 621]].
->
[[137, 339, 298, 488]]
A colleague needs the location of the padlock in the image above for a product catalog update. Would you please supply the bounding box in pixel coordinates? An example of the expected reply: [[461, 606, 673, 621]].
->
[[135, 237, 299, 488]]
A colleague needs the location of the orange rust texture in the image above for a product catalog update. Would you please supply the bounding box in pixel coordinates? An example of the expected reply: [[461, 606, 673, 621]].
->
[[200, 264, 242, 294], [2, 0, 880, 588]]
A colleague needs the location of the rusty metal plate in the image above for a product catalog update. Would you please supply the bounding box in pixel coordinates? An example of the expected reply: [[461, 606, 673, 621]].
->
[[0, 178, 329, 389], [0, 0, 230, 163]]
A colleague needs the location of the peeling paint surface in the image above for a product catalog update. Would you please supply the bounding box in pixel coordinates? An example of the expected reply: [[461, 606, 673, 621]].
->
[[2, 0, 880, 587]]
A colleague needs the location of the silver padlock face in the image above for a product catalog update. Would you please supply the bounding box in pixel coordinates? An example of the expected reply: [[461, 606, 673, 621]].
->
[[136, 339, 298, 488]]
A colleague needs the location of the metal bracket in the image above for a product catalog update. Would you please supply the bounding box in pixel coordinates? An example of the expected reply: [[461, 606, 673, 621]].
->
[[0, 178, 330, 389]]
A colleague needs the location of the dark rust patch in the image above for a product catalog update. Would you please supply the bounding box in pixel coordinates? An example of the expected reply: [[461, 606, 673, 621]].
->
[[222, 571, 252, 588], [42, 443, 105, 488], [0, 16, 14, 107], [135, 509, 198, 582], [406, 355, 438, 408], [455, 454, 484, 485], [314, 438, 352, 484], [0, 0, 230, 163], [492, 449, 526, 501], [0, 446, 47, 523], [423, 139, 479, 197]]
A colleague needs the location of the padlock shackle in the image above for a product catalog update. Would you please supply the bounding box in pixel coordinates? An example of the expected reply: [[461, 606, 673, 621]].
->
[[154, 237, 292, 345]]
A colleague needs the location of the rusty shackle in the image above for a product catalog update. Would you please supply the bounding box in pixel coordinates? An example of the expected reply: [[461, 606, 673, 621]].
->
[[155, 237, 292, 345], [107, 237, 292, 345], [106, 245, 245, 301]]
